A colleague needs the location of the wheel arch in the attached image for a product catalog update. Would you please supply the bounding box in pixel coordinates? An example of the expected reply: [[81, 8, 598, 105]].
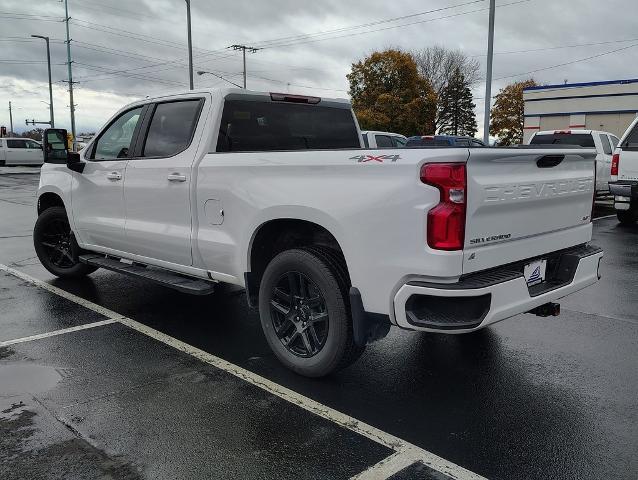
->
[[37, 191, 66, 215], [245, 215, 350, 307]]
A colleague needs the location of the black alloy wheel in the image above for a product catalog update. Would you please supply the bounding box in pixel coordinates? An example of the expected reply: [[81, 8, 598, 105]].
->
[[39, 217, 76, 269], [270, 271, 329, 358], [33, 207, 98, 278], [258, 247, 365, 377]]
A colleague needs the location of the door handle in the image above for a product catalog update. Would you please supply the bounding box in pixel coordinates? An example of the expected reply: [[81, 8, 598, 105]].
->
[[106, 172, 122, 181], [167, 173, 187, 182]]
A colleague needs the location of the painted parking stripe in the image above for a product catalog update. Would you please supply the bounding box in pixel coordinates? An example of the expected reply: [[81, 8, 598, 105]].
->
[[350, 451, 425, 480], [0, 263, 486, 480], [0, 319, 117, 347], [593, 214, 616, 221]]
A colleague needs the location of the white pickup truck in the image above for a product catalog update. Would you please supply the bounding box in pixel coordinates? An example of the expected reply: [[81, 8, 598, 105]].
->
[[0, 137, 43, 166], [35, 88, 603, 377], [529, 129, 620, 195], [609, 116, 638, 224]]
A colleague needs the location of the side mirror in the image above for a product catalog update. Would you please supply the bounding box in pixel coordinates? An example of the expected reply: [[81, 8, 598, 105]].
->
[[43, 128, 69, 164]]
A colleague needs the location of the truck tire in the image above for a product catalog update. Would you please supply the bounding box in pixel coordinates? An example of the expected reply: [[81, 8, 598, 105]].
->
[[617, 209, 637, 225], [33, 206, 98, 278], [258, 247, 364, 377]]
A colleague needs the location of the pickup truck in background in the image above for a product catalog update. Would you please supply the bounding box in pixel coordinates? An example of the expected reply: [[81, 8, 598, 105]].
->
[[609, 117, 638, 224], [529, 129, 620, 195], [406, 135, 486, 148], [0, 137, 43, 166], [35, 88, 603, 377], [360, 130, 407, 148]]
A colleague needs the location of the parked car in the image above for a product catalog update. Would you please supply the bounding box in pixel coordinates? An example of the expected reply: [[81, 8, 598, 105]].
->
[[34, 88, 602, 377], [361, 131, 407, 148], [406, 135, 486, 148], [0, 137, 43, 166], [608, 118, 638, 224], [529, 130, 620, 195]]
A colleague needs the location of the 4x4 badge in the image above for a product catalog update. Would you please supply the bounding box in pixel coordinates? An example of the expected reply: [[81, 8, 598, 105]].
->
[[349, 154, 401, 163]]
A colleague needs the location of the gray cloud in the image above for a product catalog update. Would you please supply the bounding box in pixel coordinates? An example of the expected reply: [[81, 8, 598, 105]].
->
[[0, 0, 636, 133]]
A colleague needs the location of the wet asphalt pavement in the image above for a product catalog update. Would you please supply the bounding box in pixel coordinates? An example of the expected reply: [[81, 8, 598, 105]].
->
[[1, 169, 637, 480]]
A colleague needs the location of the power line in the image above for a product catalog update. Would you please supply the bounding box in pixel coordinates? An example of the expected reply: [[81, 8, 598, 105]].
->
[[250, 0, 486, 48], [471, 37, 638, 57], [255, 0, 534, 50], [495, 41, 638, 81]]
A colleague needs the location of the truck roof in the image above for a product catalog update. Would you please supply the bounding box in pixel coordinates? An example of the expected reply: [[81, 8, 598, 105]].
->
[[535, 129, 618, 136], [134, 87, 351, 107]]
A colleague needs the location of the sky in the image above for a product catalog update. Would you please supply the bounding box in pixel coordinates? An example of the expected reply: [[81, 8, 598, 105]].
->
[[0, 0, 637, 136]]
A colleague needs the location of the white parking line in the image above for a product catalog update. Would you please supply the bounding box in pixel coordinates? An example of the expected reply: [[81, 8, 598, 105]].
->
[[0, 319, 117, 347], [350, 451, 422, 480], [593, 214, 616, 221], [0, 263, 486, 480]]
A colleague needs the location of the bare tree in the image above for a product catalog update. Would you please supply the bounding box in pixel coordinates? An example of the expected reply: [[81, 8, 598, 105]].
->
[[413, 46, 481, 130]]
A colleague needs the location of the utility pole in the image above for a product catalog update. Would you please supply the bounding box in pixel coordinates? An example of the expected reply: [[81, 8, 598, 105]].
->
[[8, 101, 13, 135], [185, 0, 194, 90], [31, 35, 54, 127], [230, 45, 261, 89], [482, 0, 496, 145], [63, 0, 77, 148]]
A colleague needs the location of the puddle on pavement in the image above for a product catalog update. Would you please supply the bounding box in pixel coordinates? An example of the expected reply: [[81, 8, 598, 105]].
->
[[0, 364, 62, 396]]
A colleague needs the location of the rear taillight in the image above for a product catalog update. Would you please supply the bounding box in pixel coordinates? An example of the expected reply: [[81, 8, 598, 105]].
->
[[421, 163, 466, 250], [611, 153, 620, 176]]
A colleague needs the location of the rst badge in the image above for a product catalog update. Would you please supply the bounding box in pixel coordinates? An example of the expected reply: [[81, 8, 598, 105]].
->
[[350, 154, 401, 163]]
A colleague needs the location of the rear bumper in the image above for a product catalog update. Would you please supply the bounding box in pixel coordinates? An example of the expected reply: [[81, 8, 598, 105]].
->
[[393, 244, 603, 333], [609, 181, 638, 210]]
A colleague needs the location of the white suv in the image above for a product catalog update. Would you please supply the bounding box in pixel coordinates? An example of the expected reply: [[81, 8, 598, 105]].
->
[[609, 117, 638, 224]]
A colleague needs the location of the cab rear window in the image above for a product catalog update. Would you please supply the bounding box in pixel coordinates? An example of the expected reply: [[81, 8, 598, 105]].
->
[[530, 134, 595, 147], [216, 99, 360, 152]]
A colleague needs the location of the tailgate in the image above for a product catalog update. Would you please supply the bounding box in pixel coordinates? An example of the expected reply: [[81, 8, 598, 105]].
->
[[463, 148, 596, 274]]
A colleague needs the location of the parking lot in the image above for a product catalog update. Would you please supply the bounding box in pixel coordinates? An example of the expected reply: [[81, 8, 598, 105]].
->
[[1, 168, 637, 480]]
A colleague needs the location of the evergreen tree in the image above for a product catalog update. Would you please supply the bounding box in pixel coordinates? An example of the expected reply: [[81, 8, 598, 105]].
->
[[437, 68, 477, 137]]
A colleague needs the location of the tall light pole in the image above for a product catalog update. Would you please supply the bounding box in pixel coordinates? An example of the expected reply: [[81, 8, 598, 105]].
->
[[482, 0, 496, 145], [31, 35, 54, 127], [63, 0, 76, 148], [185, 0, 194, 90], [8, 101, 13, 135]]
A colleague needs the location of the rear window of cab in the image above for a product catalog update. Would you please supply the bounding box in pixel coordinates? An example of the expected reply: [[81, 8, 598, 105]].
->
[[530, 133, 595, 147]]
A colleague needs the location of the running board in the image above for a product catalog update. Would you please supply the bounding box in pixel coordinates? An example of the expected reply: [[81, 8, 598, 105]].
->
[[79, 254, 215, 295]]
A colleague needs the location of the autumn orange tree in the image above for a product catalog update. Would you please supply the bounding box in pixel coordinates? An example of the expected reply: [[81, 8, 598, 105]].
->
[[347, 49, 436, 136], [489, 79, 537, 145]]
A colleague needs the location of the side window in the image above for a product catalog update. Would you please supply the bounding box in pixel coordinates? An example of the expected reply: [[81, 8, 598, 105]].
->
[[455, 139, 470, 147], [610, 135, 619, 149], [142, 99, 202, 158], [599, 134, 612, 155], [26, 140, 41, 149], [393, 136, 407, 148], [7, 139, 27, 149], [375, 135, 393, 148], [623, 124, 638, 149], [93, 107, 143, 160], [471, 140, 484, 147], [361, 133, 369, 148]]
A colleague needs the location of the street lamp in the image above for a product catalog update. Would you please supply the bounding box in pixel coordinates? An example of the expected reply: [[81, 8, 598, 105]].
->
[[197, 70, 243, 88], [185, 0, 194, 90], [31, 35, 54, 127], [482, 0, 496, 145]]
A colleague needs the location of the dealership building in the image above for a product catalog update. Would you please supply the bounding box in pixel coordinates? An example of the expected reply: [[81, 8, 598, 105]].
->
[[523, 78, 638, 143]]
